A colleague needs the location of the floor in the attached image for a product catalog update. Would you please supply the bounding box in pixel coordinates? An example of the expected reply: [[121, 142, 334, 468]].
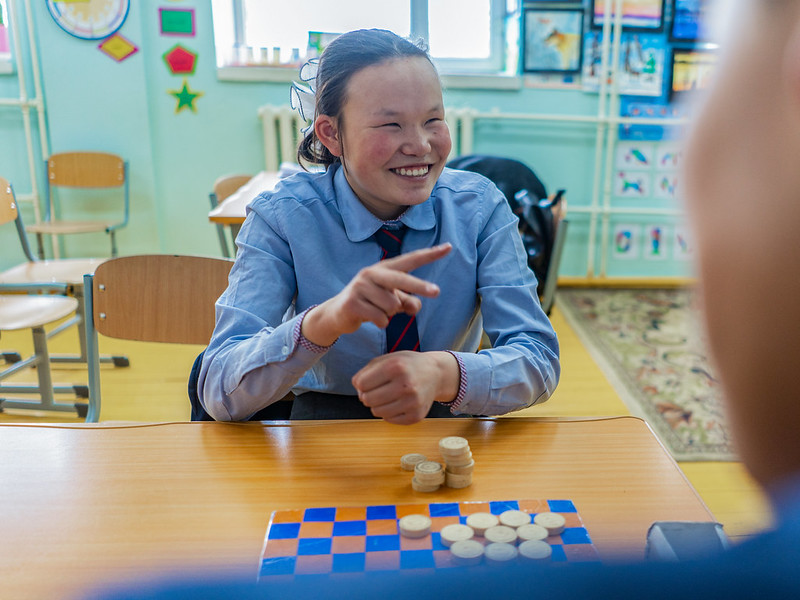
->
[[0, 303, 773, 544]]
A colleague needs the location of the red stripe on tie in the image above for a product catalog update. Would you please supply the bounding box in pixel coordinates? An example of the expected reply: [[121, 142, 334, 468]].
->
[[382, 229, 402, 244], [389, 315, 416, 353]]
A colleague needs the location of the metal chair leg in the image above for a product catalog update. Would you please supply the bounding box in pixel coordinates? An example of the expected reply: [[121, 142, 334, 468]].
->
[[216, 224, 231, 258], [35, 232, 45, 259], [540, 219, 569, 316], [0, 325, 87, 418]]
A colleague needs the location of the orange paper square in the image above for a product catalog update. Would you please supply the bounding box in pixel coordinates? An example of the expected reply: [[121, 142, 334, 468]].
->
[[518, 499, 548, 513], [271, 509, 304, 524], [295, 554, 332, 575], [458, 502, 491, 515], [366, 519, 399, 535], [331, 536, 366, 554], [430, 516, 460, 532], [399, 535, 432, 551], [365, 550, 400, 571], [395, 504, 430, 518], [433, 549, 460, 568], [336, 506, 367, 521], [263, 538, 298, 558], [299, 521, 334, 538]]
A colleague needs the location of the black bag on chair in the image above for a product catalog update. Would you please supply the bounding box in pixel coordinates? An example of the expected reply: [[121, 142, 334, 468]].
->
[[446, 154, 562, 295], [188, 350, 293, 421]]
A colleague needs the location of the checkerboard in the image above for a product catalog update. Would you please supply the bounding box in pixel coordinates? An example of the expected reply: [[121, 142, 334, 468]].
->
[[259, 499, 599, 578]]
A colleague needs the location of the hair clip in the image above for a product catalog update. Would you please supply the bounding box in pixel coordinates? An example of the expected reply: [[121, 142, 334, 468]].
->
[[290, 58, 319, 131]]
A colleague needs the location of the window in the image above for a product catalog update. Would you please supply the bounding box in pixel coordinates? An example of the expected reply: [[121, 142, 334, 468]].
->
[[211, 0, 513, 77]]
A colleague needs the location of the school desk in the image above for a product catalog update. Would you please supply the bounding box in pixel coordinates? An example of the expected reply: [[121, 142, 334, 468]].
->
[[208, 170, 279, 227], [0, 417, 713, 599]]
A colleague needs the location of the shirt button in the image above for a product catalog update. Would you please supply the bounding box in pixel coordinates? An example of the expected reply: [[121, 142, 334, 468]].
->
[[281, 346, 289, 355]]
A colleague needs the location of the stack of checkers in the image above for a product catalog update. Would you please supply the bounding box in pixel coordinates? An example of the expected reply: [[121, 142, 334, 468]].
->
[[400, 436, 475, 492], [438, 436, 474, 489], [411, 461, 445, 492]]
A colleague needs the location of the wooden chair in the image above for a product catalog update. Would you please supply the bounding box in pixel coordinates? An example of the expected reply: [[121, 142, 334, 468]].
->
[[83, 255, 234, 422], [26, 151, 130, 258], [0, 291, 88, 417], [0, 176, 128, 373], [209, 174, 252, 257], [539, 217, 568, 316]]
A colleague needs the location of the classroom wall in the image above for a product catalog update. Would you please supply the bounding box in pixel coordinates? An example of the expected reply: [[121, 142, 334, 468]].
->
[[0, 0, 693, 280]]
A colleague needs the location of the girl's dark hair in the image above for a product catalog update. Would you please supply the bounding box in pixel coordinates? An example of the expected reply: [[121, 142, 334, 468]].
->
[[297, 29, 432, 167]]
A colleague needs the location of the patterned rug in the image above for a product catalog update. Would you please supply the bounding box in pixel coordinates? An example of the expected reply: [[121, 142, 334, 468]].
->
[[558, 288, 737, 461]]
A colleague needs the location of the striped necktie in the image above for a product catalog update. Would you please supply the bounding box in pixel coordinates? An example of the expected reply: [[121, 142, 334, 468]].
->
[[374, 225, 420, 352]]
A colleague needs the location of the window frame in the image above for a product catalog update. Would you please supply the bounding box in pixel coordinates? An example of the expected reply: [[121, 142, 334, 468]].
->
[[419, 0, 507, 73], [212, 0, 516, 81]]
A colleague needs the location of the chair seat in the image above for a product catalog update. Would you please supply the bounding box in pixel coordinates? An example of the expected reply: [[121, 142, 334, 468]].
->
[[0, 295, 78, 330], [0, 258, 107, 286], [26, 220, 118, 235]]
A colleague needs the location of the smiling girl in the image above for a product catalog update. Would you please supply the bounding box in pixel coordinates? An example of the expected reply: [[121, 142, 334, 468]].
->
[[198, 29, 560, 423]]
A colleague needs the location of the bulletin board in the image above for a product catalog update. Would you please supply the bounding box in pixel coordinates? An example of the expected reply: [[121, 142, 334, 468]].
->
[[515, 0, 717, 279]]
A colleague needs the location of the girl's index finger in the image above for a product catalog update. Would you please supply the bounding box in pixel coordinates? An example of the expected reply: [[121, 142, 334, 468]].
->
[[382, 243, 452, 273]]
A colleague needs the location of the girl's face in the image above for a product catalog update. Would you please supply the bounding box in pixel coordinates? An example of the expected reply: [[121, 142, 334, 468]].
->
[[315, 56, 452, 220]]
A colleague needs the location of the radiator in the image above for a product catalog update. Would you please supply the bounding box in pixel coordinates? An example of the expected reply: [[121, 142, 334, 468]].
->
[[258, 104, 476, 171], [257, 105, 306, 171], [445, 107, 477, 159]]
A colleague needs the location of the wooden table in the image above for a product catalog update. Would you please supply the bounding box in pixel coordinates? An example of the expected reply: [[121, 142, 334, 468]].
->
[[208, 171, 280, 226], [0, 417, 713, 599]]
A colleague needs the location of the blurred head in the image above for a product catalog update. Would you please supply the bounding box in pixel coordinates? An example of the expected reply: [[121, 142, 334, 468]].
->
[[298, 29, 451, 220], [683, 0, 800, 493]]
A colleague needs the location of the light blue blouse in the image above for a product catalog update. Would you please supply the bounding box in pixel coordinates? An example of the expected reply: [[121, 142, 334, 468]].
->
[[199, 164, 559, 421]]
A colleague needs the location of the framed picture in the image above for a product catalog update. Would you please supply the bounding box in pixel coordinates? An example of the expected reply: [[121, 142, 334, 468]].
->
[[617, 33, 667, 96], [670, 0, 712, 42], [583, 31, 667, 96], [669, 47, 716, 96], [522, 8, 584, 73], [591, 0, 665, 31]]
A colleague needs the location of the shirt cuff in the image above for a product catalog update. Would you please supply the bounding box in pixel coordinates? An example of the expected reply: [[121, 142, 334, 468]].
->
[[294, 305, 336, 354], [441, 350, 467, 413]]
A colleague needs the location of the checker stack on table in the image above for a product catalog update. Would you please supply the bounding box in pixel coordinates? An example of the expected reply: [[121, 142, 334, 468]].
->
[[403, 436, 475, 492], [260, 499, 599, 578]]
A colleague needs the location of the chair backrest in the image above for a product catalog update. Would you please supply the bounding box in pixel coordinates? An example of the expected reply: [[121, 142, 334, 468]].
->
[[0, 176, 37, 262], [446, 154, 549, 208], [48, 152, 126, 188], [539, 219, 569, 316], [212, 174, 252, 205], [0, 176, 17, 226], [83, 254, 233, 422], [89, 255, 233, 345]]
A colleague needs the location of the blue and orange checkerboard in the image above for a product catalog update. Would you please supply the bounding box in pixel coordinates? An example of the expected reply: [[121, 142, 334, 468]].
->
[[259, 499, 599, 578]]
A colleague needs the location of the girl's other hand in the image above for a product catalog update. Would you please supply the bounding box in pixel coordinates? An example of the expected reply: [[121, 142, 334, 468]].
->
[[352, 350, 460, 425]]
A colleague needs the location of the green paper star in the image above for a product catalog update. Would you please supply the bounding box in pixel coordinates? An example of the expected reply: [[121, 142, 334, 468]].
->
[[168, 78, 203, 113]]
